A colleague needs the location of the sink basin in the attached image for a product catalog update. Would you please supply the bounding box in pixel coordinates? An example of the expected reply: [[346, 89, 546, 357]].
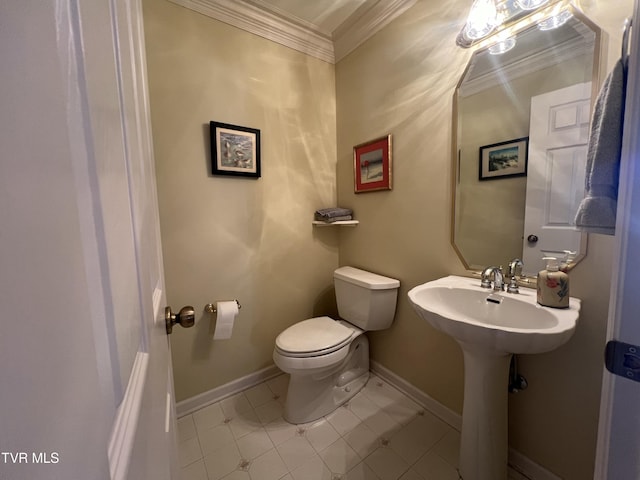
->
[[407, 275, 580, 480], [407, 275, 580, 355]]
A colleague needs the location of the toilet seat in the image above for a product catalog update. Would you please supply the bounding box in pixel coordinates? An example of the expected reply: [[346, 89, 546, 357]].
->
[[275, 317, 356, 358]]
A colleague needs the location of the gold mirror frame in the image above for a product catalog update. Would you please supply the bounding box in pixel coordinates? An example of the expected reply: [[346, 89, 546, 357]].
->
[[451, 3, 605, 276]]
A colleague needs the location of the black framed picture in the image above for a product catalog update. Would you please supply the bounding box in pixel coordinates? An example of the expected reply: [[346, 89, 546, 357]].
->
[[210, 121, 261, 178], [479, 137, 528, 180]]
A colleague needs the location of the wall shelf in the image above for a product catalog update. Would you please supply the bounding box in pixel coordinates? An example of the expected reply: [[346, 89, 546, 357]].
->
[[312, 220, 359, 227]]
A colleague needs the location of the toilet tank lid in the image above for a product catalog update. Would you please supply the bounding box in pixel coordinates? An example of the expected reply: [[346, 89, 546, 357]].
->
[[334, 266, 400, 290]]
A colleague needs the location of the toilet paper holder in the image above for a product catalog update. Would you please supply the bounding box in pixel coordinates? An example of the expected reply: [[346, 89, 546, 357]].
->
[[205, 300, 241, 314]]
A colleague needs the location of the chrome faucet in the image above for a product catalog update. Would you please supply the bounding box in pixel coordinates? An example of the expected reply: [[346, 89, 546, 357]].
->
[[507, 258, 524, 294], [481, 266, 504, 291]]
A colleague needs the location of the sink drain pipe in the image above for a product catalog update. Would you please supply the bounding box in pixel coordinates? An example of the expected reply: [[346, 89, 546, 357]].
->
[[509, 355, 528, 393]]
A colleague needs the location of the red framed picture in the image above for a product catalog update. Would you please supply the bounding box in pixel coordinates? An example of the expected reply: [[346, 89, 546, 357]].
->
[[353, 134, 392, 193]]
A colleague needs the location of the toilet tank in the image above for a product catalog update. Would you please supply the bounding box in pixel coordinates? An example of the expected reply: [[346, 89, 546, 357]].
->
[[333, 266, 400, 331]]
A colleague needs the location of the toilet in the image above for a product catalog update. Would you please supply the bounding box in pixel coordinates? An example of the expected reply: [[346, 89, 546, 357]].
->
[[273, 266, 400, 424]]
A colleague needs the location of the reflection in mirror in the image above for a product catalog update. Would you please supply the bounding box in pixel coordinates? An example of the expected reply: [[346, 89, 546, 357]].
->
[[452, 7, 601, 276]]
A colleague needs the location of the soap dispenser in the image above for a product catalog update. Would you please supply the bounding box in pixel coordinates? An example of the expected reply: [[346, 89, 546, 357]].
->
[[537, 257, 570, 308]]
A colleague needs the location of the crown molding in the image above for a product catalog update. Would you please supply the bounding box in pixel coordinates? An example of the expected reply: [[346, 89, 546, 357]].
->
[[168, 0, 335, 63], [167, 0, 417, 64], [333, 0, 417, 62]]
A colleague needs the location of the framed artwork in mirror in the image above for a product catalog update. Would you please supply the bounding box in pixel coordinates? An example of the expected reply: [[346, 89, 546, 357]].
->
[[210, 121, 261, 178], [479, 137, 528, 181], [354, 134, 392, 193]]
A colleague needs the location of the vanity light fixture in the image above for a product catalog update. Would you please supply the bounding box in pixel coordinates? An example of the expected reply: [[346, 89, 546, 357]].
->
[[458, 0, 569, 46], [537, 9, 573, 30], [464, 0, 499, 40], [515, 0, 550, 11]]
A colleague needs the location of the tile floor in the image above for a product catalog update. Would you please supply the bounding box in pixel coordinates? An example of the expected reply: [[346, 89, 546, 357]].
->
[[178, 373, 525, 480]]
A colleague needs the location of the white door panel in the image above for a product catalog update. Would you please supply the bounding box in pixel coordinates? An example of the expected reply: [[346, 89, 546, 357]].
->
[[0, 1, 177, 479], [523, 83, 591, 273]]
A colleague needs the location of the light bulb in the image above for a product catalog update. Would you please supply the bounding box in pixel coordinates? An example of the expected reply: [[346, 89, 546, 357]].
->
[[537, 10, 573, 31], [489, 36, 516, 55], [464, 0, 498, 40]]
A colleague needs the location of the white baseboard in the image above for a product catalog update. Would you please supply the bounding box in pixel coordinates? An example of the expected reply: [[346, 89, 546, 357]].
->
[[177, 361, 561, 480], [175, 364, 281, 417], [508, 448, 562, 480], [370, 360, 462, 430]]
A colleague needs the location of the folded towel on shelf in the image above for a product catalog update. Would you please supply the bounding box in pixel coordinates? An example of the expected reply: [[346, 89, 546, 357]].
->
[[575, 57, 627, 235], [314, 207, 353, 223]]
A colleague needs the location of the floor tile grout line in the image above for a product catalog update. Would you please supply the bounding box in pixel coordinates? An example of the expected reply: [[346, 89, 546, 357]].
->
[[234, 402, 373, 478], [177, 426, 204, 469]]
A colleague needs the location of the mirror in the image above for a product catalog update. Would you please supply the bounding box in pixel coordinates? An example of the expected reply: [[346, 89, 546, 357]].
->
[[452, 6, 602, 276]]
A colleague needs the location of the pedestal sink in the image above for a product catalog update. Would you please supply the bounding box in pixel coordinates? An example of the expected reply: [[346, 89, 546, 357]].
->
[[407, 275, 580, 480]]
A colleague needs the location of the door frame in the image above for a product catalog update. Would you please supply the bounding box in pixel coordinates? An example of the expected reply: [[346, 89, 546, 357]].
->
[[594, 1, 640, 477]]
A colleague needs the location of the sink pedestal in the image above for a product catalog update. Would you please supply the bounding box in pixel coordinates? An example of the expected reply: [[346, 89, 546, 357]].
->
[[407, 276, 580, 480], [459, 343, 512, 480]]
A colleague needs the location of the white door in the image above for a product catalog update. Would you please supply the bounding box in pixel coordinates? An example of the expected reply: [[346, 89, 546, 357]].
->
[[523, 83, 591, 273], [0, 1, 178, 479], [595, 2, 640, 478]]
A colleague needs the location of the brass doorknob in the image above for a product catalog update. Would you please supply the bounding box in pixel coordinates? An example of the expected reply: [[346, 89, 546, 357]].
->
[[165, 305, 195, 334]]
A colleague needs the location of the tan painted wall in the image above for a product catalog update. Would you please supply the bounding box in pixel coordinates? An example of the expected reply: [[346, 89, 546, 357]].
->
[[336, 1, 629, 479], [336, 0, 471, 412], [143, 0, 339, 401]]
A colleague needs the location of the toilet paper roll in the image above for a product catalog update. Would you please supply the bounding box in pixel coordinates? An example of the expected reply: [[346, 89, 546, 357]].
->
[[213, 301, 238, 340]]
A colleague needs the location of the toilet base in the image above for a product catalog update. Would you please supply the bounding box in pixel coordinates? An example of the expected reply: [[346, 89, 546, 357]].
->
[[283, 335, 369, 424]]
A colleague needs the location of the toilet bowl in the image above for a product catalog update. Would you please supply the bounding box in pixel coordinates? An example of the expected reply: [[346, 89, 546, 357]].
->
[[273, 267, 399, 424]]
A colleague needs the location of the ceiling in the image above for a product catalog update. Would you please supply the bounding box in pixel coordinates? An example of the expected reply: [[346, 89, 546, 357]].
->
[[168, 0, 417, 63]]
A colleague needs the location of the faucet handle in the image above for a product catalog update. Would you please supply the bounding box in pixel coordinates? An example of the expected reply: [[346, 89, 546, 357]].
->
[[508, 258, 523, 278], [506, 259, 523, 294]]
